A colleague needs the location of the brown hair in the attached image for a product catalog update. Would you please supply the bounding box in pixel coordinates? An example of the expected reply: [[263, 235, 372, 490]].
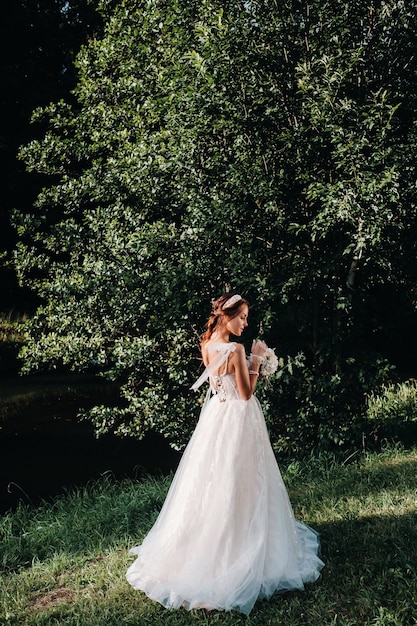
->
[[201, 293, 248, 344]]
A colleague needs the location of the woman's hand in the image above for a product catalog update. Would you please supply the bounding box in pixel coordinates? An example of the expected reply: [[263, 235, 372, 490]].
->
[[250, 339, 268, 362]]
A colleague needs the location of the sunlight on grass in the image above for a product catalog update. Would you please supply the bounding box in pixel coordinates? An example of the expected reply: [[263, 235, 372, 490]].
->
[[1, 445, 417, 625]]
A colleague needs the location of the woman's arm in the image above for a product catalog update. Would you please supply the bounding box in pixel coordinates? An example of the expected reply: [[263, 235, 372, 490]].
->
[[201, 343, 208, 367], [233, 343, 263, 400]]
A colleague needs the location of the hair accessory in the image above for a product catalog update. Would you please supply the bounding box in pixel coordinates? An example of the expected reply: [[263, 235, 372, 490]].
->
[[222, 294, 242, 309]]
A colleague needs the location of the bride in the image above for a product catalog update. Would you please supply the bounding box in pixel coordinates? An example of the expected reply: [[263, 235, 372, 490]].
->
[[126, 293, 324, 615]]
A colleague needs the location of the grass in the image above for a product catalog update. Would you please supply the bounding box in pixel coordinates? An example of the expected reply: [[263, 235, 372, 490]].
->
[[1, 445, 417, 626], [0, 312, 27, 345]]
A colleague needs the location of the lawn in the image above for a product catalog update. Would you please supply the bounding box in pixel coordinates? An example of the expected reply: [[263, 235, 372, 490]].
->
[[1, 444, 417, 625]]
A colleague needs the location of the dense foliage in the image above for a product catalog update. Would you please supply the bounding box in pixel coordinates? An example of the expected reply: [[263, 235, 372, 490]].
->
[[15, 0, 417, 452]]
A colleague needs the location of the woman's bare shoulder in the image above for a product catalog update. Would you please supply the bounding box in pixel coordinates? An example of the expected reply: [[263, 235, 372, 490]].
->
[[232, 343, 245, 357]]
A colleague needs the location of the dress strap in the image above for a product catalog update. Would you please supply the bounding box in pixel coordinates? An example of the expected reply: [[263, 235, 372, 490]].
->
[[190, 343, 236, 391]]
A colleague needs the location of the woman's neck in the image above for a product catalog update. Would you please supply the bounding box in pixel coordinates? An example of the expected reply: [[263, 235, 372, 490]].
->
[[211, 329, 230, 343]]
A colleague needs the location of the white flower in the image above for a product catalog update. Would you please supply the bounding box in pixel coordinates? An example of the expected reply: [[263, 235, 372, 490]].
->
[[260, 347, 279, 378]]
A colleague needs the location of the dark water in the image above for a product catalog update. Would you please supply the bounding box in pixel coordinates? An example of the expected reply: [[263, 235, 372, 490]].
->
[[0, 374, 181, 514]]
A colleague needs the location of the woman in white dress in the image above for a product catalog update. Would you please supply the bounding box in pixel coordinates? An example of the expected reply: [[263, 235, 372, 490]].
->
[[126, 293, 324, 615]]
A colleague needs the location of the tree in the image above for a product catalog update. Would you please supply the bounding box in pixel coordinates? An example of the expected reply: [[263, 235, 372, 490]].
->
[[15, 0, 417, 452]]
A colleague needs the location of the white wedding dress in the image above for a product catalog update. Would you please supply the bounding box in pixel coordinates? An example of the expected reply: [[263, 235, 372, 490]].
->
[[126, 343, 324, 615]]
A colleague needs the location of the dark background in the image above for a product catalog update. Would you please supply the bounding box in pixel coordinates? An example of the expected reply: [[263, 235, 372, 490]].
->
[[0, 1, 106, 312]]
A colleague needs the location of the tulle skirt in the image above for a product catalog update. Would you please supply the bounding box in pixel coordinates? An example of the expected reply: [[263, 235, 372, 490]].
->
[[126, 394, 324, 615]]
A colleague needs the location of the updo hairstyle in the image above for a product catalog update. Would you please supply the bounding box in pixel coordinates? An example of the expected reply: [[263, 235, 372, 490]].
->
[[201, 293, 248, 343]]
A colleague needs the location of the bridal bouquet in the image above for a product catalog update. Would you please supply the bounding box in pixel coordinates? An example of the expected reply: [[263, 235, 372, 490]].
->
[[250, 339, 305, 385], [259, 347, 279, 379], [250, 340, 279, 380]]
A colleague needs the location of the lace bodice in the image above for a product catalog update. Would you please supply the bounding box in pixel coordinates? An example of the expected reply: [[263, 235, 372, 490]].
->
[[211, 372, 241, 402], [191, 342, 242, 401]]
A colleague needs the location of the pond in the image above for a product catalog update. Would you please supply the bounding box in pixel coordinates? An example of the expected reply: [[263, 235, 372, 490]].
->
[[0, 373, 181, 514]]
